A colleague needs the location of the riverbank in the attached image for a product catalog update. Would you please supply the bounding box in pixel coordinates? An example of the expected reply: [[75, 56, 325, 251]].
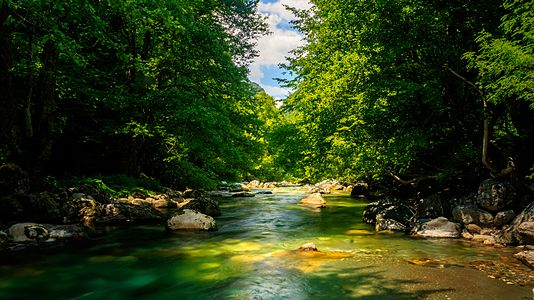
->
[[0, 190, 532, 299]]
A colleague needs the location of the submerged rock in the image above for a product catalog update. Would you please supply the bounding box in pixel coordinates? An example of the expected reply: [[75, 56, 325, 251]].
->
[[299, 193, 326, 208], [413, 217, 461, 238], [166, 209, 217, 231]]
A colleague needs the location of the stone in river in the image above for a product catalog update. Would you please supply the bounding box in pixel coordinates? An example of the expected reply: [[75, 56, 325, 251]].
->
[[166, 209, 217, 231], [299, 193, 326, 208]]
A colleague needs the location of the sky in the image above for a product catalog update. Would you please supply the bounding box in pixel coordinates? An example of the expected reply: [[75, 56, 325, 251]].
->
[[248, 0, 312, 99]]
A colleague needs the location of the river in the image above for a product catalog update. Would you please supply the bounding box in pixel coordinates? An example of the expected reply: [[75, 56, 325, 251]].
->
[[0, 188, 532, 299]]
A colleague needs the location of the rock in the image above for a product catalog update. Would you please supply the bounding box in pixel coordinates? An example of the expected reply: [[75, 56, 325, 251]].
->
[[0, 163, 29, 195], [312, 180, 344, 194], [207, 191, 233, 198], [0, 231, 8, 249], [219, 182, 245, 193], [299, 193, 326, 208], [517, 222, 534, 243], [69, 184, 111, 204], [181, 196, 221, 217], [46, 224, 87, 241], [298, 242, 318, 252], [350, 182, 369, 198], [183, 189, 206, 199], [416, 194, 446, 219], [254, 190, 273, 195], [231, 192, 255, 197], [494, 210, 516, 228], [495, 201, 534, 245], [100, 203, 163, 224], [461, 229, 474, 240], [412, 217, 461, 238], [472, 234, 496, 245], [476, 179, 515, 212], [167, 209, 217, 231], [452, 205, 494, 227], [62, 196, 101, 225], [363, 200, 414, 225], [376, 215, 406, 232], [466, 223, 482, 234], [5, 223, 86, 244], [513, 250, 534, 269], [7, 223, 49, 242], [152, 198, 178, 209]]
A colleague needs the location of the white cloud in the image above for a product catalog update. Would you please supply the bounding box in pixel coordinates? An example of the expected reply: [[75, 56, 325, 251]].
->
[[248, 0, 311, 98]]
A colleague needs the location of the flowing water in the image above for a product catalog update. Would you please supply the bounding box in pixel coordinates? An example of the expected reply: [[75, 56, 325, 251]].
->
[[0, 188, 532, 299]]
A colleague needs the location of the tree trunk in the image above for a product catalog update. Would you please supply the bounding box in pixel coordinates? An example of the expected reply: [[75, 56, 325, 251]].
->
[[0, 1, 17, 152], [31, 39, 59, 174]]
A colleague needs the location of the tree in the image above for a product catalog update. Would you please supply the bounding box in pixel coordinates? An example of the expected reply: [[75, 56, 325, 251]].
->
[[465, 0, 534, 179], [281, 0, 504, 188], [0, 0, 270, 189]]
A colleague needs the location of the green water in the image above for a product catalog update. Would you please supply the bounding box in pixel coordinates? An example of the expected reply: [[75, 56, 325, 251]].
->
[[0, 188, 532, 299]]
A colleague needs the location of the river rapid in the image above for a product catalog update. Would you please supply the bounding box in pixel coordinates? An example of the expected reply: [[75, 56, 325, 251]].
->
[[0, 188, 532, 299]]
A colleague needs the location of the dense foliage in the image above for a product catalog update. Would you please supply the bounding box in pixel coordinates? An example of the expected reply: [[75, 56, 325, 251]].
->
[[1, 0, 532, 192], [0, 0, 276, 189], [276, 0, 533, 189]]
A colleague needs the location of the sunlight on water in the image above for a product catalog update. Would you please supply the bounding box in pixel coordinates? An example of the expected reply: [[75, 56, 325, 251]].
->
[[0, 187, 532, 299]]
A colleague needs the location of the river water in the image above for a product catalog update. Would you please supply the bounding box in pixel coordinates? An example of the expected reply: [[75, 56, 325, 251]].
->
[[0, 188, 532, 299]]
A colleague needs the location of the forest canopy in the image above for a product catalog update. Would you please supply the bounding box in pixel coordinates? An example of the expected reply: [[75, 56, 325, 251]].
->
[[0, 0, 532, 192]]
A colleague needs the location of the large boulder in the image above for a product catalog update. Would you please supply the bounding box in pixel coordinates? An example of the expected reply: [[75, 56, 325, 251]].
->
[[181, 196, 221, 217], [100, 203, 163, 224], [7, 223, 49, 242], [495, 201, 534, 245], [167, 209, 217, 231], [452, 205, 494, 227], [412, 217, 461, 238], [476, 179, 515, 212], [6, 223, 87, 243], [299, 193, 326, 208], [0, 163, 29, 195]]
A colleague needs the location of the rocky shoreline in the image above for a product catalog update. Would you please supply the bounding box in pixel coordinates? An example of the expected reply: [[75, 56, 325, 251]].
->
[[1, 163, 533, 273]]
